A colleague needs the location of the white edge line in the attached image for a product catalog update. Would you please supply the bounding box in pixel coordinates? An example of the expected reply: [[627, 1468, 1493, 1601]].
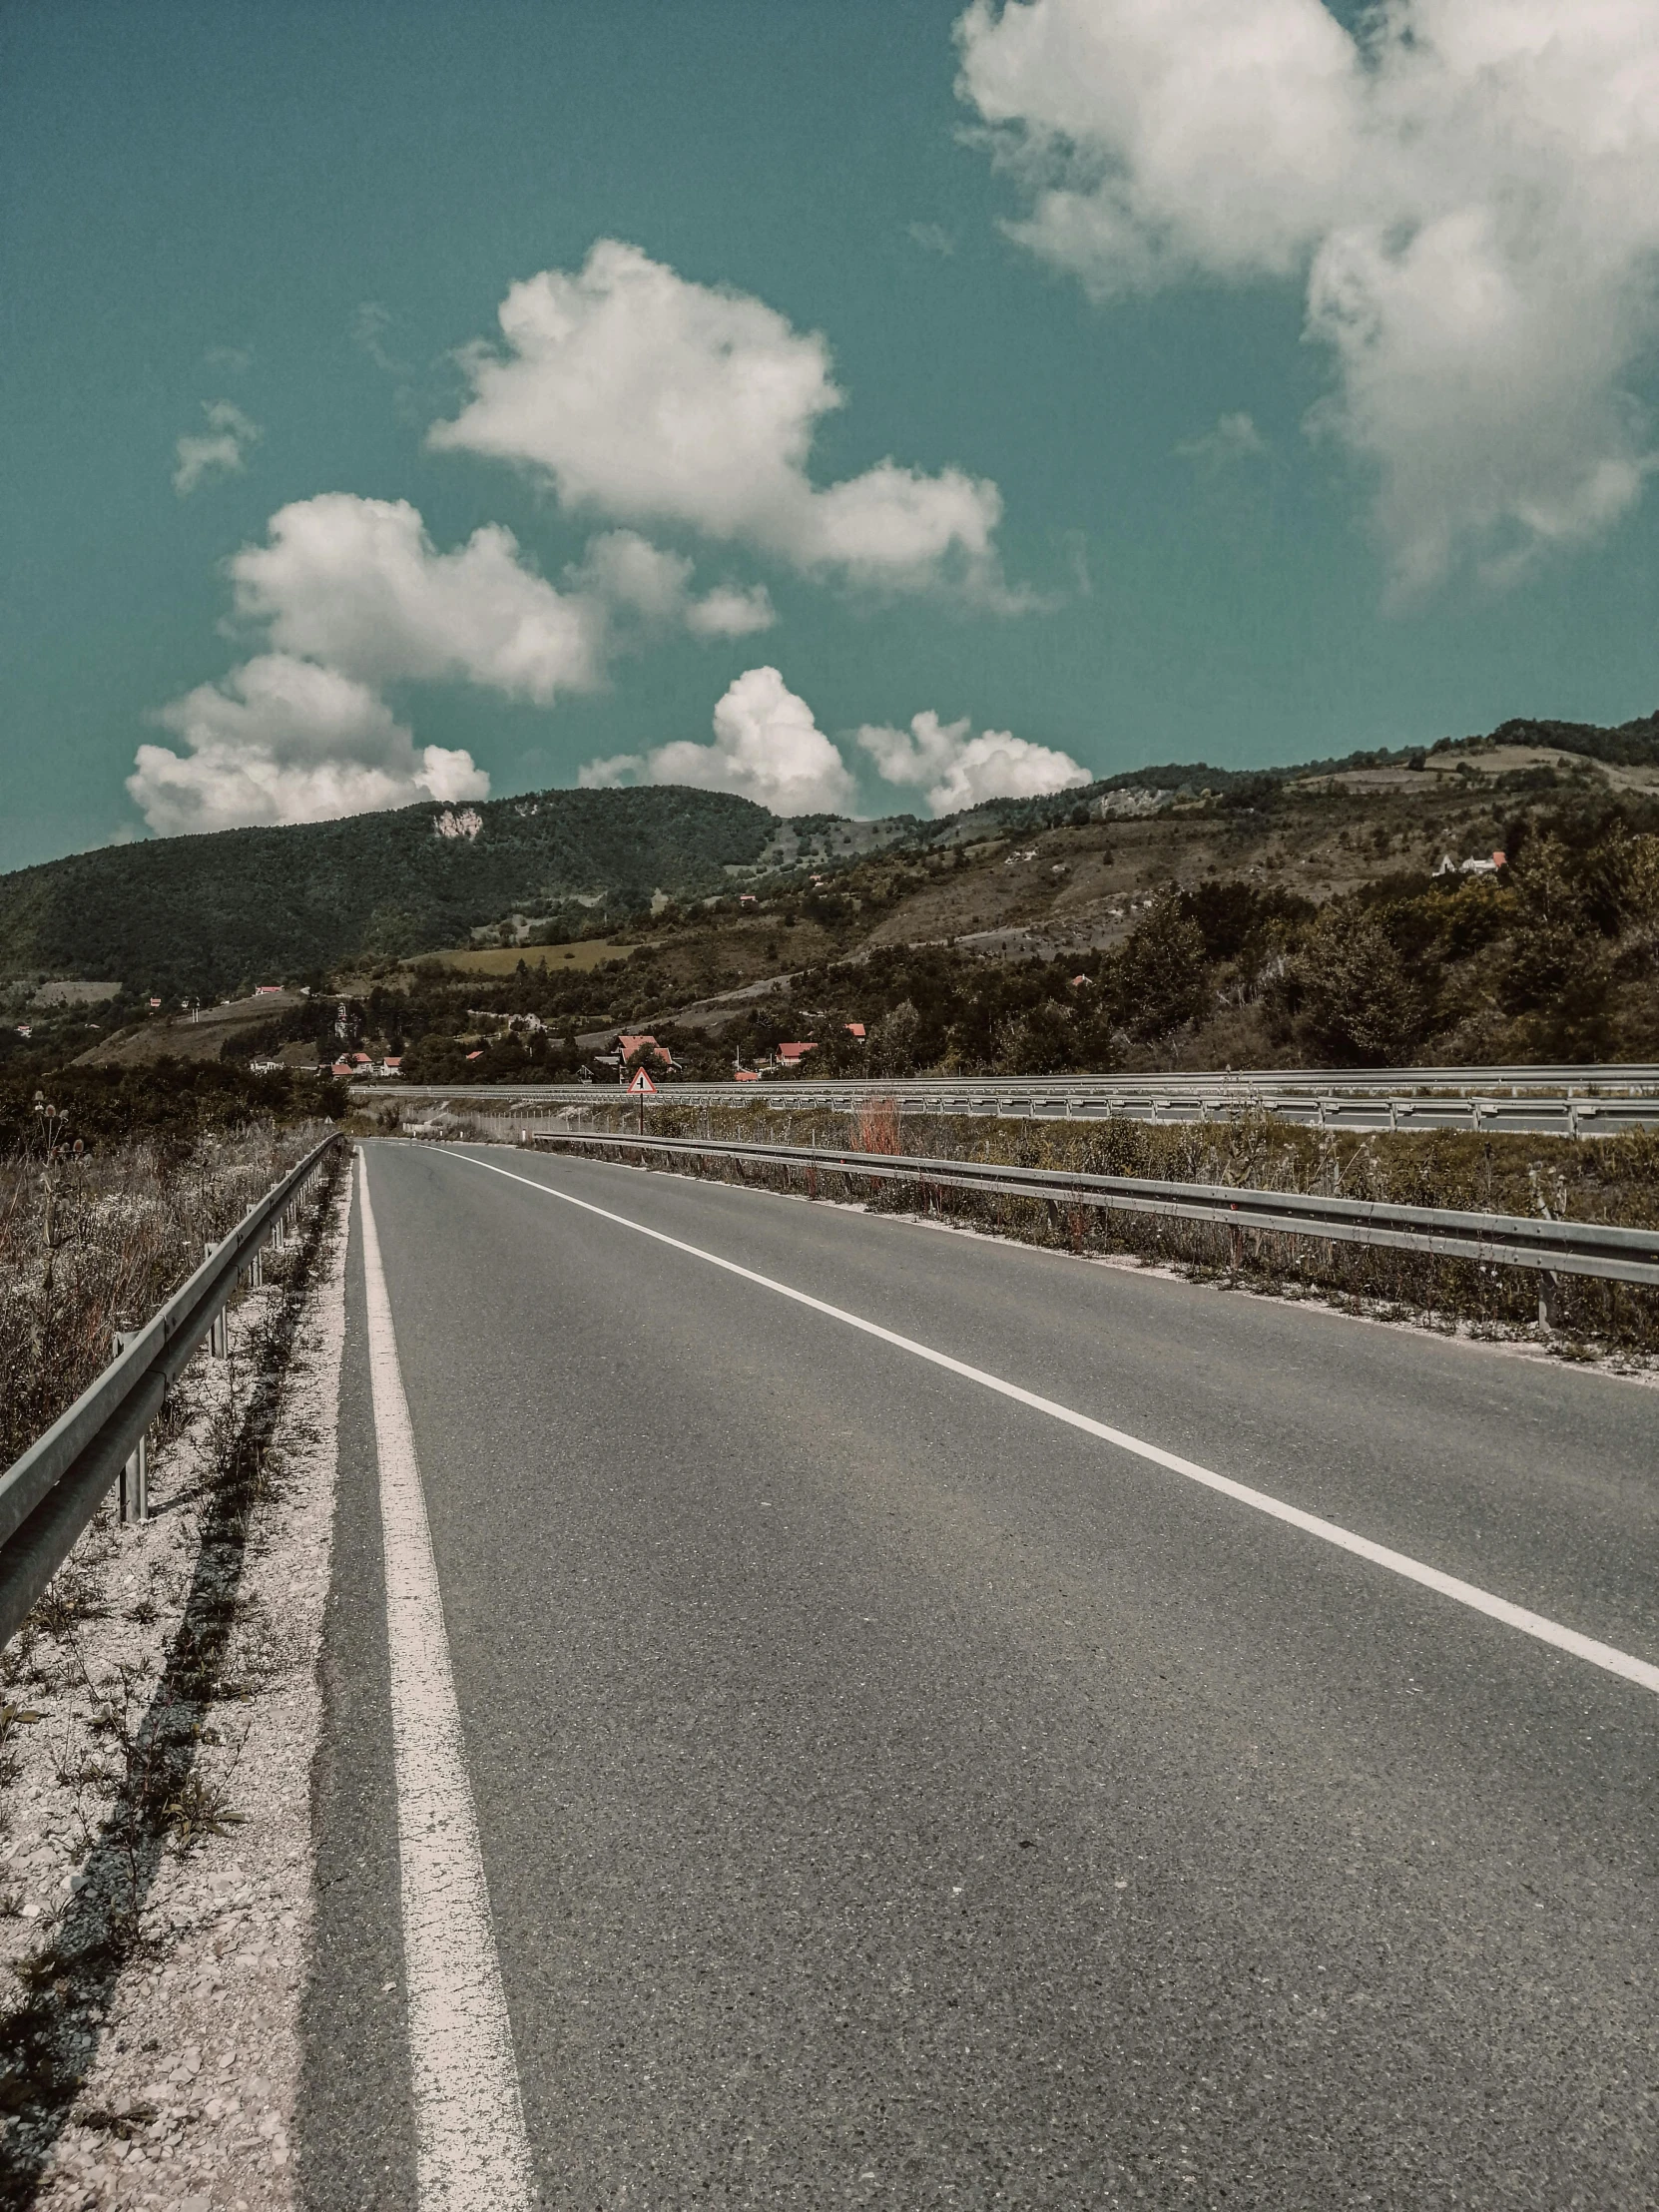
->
[[358, 1152, 535, 2210], [436, 1145, 1659, 1702]]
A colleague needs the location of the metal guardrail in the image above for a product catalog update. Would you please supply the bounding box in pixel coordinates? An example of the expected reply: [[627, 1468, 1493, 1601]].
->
[[521, 1129, 1659, 1293], [363, 1064, 1659, 1139], [0, 1133, 342, 1647]]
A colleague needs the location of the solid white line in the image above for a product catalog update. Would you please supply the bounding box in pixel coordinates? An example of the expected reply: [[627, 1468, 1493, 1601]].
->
[[441, 1146, 1659, 1702], [357, 1153, 535, 2211]]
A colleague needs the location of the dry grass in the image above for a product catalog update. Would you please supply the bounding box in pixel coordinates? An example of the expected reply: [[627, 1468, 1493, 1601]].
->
[[409, 939, 635, 976], [0, 1122, 330, 1473]]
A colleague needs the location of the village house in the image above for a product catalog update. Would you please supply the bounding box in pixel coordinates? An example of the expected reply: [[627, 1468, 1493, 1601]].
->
[[1434, 850, 1507, 878], [613, 1032, 674, 1068]]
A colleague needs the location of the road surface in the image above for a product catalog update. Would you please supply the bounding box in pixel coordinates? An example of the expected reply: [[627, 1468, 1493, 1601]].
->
[[299, 1139, 1659, 2208]]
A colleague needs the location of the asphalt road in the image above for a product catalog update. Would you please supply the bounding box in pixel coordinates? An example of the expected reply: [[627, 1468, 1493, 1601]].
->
[[299, 1140, 1659, 2209]]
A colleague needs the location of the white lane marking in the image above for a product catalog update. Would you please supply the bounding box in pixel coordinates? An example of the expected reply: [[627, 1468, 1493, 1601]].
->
[[441, 1147, 1659, 1702], [357, 1153, 535, 2210]]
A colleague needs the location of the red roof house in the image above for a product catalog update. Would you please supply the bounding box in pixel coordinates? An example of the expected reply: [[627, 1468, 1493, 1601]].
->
[[616, 1033, 672, 1067]]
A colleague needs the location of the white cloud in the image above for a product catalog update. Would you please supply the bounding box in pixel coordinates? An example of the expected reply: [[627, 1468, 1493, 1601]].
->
[[907, 222, 957, 256], [856, 707, 1090, 816], [142, 493, 780, 838], [230, 494, 604, 702], [173, 400, 262, 496], [1176, 410, 1268, 472], [129, 655, 488, 835], [568, 529, 694, 624], [685, 583, 777, 638], [576, 754, 647, 791], [567, 528, 777, 638], [956, 0, 1659, 591], [429, 240, 1007, 594], [578, 666, 856, 816]]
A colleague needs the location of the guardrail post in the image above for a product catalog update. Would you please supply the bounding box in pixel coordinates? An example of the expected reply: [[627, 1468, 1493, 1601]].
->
[[113, 1332, 149, 1523], [205, 1242, 229, 1358], [1538, 1271, 1560, 1331]]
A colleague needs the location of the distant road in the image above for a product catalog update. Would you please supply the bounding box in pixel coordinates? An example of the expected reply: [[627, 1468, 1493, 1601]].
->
[[366, 1062, 1659, 1137], [301, 1140, 1659, 2207]]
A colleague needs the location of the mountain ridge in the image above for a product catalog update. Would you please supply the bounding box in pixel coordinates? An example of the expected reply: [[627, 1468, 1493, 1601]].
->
[[4, 708, 1657, 999]]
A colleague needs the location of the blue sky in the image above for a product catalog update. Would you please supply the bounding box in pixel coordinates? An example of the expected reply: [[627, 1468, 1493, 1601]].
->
[[4, 0, 1658, 869]]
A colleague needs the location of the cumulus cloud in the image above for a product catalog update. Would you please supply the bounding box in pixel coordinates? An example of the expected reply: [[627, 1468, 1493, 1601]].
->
[[138, 491, 784, 836], [230, 494, 604, 701], [578, 666, 856, 816], [128, 655, 488, 835], [685, 583, 778, 638], [857, 708, 1090, 816], [429, 240, 1007, 594], [173, 401, 262, 496], [956, 0, 1659, 591], [567, 528, 777, 638], [141, 489, 591, 833]]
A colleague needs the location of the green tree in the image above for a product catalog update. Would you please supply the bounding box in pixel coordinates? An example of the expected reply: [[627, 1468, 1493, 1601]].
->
[[1112, 893, 1210, 1041], [1294, 906, 1423, 1065], [867, 998, 920, 1076]]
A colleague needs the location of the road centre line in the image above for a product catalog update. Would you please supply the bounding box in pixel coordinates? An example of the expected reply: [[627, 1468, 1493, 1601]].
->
[[441, 1146, 1659, 1703], [357, 1155, 535, 2211]]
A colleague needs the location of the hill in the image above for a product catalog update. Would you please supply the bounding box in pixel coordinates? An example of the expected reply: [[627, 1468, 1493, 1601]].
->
[[0, 786, 777, 1001], [4, 706, 1659, 1011]]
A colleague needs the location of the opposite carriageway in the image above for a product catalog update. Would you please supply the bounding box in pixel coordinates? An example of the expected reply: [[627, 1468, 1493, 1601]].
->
[[361, 1062, 1659, 1138]]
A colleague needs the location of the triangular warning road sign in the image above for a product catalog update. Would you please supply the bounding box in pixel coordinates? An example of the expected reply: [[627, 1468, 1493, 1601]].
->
[[627, 1067, 657, 1093]]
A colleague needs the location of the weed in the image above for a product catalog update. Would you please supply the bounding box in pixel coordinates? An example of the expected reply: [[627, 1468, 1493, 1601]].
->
[[27, 1566, 107, 1641], [0, 1702, 43, 1790], [165, 1773, 247, 1855]]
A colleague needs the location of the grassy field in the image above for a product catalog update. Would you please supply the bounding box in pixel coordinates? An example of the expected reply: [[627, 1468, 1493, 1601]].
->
[[408, 940, 636, 977], [73, 991, 305, 1068]]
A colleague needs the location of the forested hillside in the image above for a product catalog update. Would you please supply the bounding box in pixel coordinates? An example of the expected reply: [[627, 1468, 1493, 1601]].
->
[[0, 786, 776, 999]]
